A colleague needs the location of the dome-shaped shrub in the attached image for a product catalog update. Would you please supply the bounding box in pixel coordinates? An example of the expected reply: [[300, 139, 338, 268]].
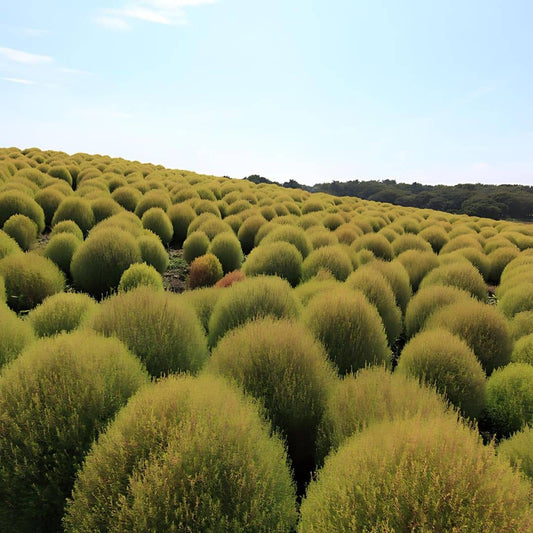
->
[[509, 310, 533, 341], [397, 328, 486, 419], [0, 229, 21, 259], [208, 276, 301, 347], [418, 225, 450, 253], [34, 187, 65, 227], [488, 247, 520, 285], [298, 415, 533, 532], [47, 165, 73, 186], [118, 262, 164, 292], [293, 276, 343, 306], [0, 305, 35, 368], [183, 230, 210, 264], [71, 227, 141, 297], [188, 253, 223, 289], [134, 189, 171, 218], [0, 332, 148, 532], [396, 249, 439, 292], [309, 228, 338, 248], [52, 196, 95, 235], [137, 231, 169, 274], [498, 426, 533, 481], [2, 213, 37, 251], [486, 363, 533, 437], [206, 318, 337, 490], [499, 282, 533, 318], [302, 288, 390, 375], [391, 233, 432, 256], [63, 375, 298, 532], [215, 269, 246, 288], [261, 224, 312, 258], [511, 333, 533, 364], [316, 366, 449, 462], [419, 261, 487, 301], [25, 292, 97, 337], [351, 233, 393, 260], [243, 241, 303, 287], [345, 267, 402, 345], [44, 232, 81, 274], [49, 219, 83, 241], [237, 214, 267, 254], [111, 185, 142, 212], [166, 203, 196, 245], [141, 207, 173, 245], [207, 231, 243, 274], [90, 287, 208, 376], [0, 190, 45, 233], [371, 259, 413, 313], [90, 196, 124, 224], [179, 286, 223, 332], [301, 245, 353, 282], [0, 252, 65, 311]]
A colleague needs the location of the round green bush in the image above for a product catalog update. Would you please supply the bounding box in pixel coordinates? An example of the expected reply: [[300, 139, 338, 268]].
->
[[261, 224, 312, 258], [301, 245, 353, 282], [47, 165, 73, 186], [208, 275, 301, 347], [488, 247, 520, 285], [118, 262, 164, 292], [499, 282, 533, 318], [166, 202, 196, 245], [243, 241, 303, 287], [298, 415, 533, 532], [316, 366, 449, 462], [52, 196, 95, 235], [44, 232, 81, 274], [141, 207, 173, 245], [2, 213, 37, 251], [396, 249, 439, 292], [419, 261, 487, 301], [207, 231, 243, 274], [0, 190, 45, 233], [498, 426, 533, 481], [237, 215, 267, 253], [302, 288, 390, 375], [183, 230, 210, 264], [0, 332, 148, 532], [34, 187, 65, 227], [63, 375, 298, 532], [188, 253, 223, 289], [345, 267, 402, 345], [26, 292, 97, 337], [0, 305, 35, 368], [486, 362, 533, 437], [0, 229, 21, 259], [293, 276, 343, 306], [111, 185, 142, 212], [397, 328, 486, 419], [134, 189, 171, 218], [511, 333, 533, 364], [509, 310, 533, 341], [179, 286, 223, 332], [91, 197, 124, 224], [351, 233, 393, 260], [405, 285, 473, 338], [137, 231, 169, 274], [391, 233, 432, 256], [426, 300, 512, 375], [371, 259, 413, 313], [0, 252, 65, 311], [90, 287, 208, 376], [71, 227, 141, 297], [187, 212, 227, 237], [49, 219, 83, 241], [206, 317, 336, 489]]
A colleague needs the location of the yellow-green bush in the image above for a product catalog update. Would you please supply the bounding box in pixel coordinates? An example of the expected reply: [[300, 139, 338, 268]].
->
[[118, 262, 163, 292], [486, 363, 533, 437], [487, 247, 520, 285], [299, 415, 533, 532], [419, 225, 449, 253], [391, 233, 432, 256], [111, 185, 142, 212], [90, 287, 208, 376], [440, 234, 483, 254], [243, 241, 303, 287], [137, 231, 168, 274], [261, 224, 312, 258], [48, 165, 73, 186], [236, 214, 266, 254], [166, 202, 196, 245], [0, 305, 35, 368], [71, 227, 141, 297], [44, 232, 81, 274], [141, 206, 173, 245], [498, 282, 533, 318], [371, 259, 413, 313], [302, 288, 389, 375], [0, 252, 65, 311], [301, 245, 353, 282], [0, 190, 45, 233], [134, 189, 171, 218], [207, 231, 243, 273], [49, 219, 83, 241], [34, 187, 65, 227], [182, 230, 210, 264], [2, 213, 37, 251], [509, 310, 533, 341], [188, 253, 223, 289], [511, 333, 533, 364], [208, 275, 301, 347], [206, 318, 336, 490], [316, 366, 449, 463], [64, 375, 298, 532], [397, 328, 486, 419], [498, 426, 533, 481], [345, 267, 402, 345], [396, 249, 439, 292], [52, 196, 95, 235], [0, 229, 21, 259], [90, 197, 123, 224], [351, 232, 393, 260], [0, 332, 148, 532], [26, 292, 97, 337]]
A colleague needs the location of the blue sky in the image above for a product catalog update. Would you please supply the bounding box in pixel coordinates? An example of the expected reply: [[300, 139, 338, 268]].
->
[[1, 1, 532, 186]]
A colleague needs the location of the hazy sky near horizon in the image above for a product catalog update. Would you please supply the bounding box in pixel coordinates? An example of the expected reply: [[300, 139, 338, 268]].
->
[[1, 1, 532, 186]]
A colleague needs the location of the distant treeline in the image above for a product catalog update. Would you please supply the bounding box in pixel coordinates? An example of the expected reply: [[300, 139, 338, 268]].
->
[[244, 175, 533, 221]]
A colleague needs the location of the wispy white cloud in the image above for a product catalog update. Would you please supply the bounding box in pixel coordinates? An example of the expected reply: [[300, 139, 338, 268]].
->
[[0, 46, 53, 64], [1, 77, 36, 85], [96, 0, 216, 29]]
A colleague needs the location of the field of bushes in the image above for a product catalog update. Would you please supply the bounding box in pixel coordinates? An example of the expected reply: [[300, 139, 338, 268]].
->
[[1, 146, 533, 531]]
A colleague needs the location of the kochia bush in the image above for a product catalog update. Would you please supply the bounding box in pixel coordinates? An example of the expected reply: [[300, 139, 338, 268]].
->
[[44, 232, 81, 274], [498, 426, 533, 482], [207, 231, 243, 273], [52, 196, 95, 235], [188, 253, 223, 289], [2, 213, 37, 251], [118, 262, 164, 292], [63, 375, 298, 532], [182, 230, 210, 264], [0, 305, 35, 368], [0, 332, 148, 532], [0, 190, 45, 233], [301, 245, 353, 282], [137, 231, 169, 274], [0, 229, 21, 259], [141, 207, 173, 245]]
